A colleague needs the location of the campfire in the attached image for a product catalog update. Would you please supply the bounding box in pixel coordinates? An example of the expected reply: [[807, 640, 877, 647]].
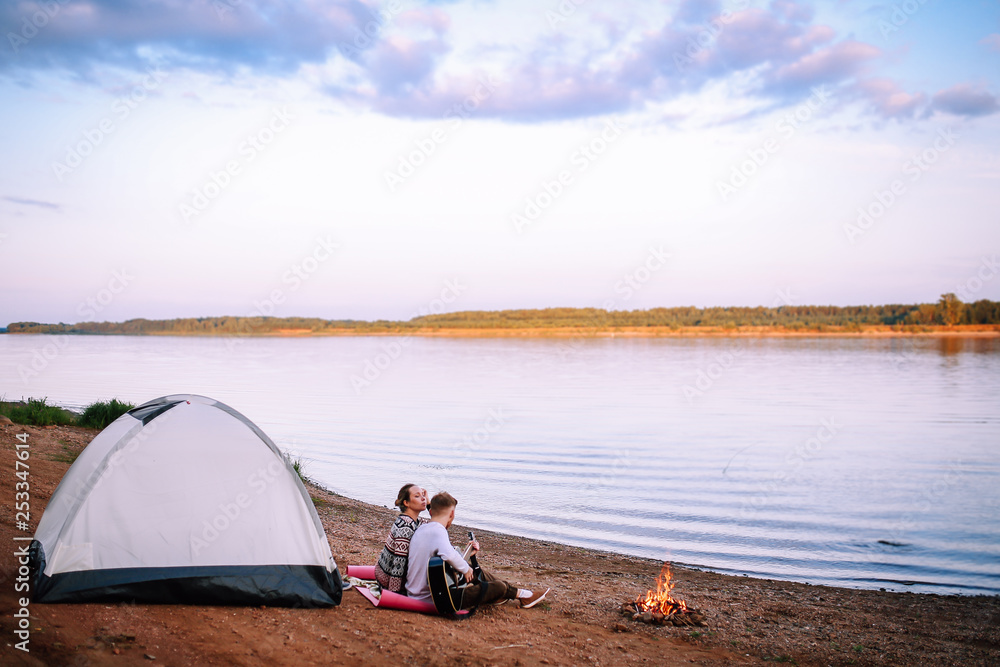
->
[[621, 563, 705, 627]]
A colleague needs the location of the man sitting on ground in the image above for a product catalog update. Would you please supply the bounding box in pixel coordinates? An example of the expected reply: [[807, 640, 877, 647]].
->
[[406, 492, 549, 609]]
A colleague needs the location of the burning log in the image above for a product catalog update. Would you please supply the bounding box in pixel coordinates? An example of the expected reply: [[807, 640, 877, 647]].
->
[[624, 562, 706, 627], [619, 603, 706, 626]]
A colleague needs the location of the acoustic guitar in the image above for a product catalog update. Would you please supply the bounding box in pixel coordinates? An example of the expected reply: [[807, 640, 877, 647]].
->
[[427, 531, 486, 618]]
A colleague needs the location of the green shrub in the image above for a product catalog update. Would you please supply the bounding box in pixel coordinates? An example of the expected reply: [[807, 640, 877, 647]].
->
[[78, 398, 136, 429], [0, 397, 77, 426]]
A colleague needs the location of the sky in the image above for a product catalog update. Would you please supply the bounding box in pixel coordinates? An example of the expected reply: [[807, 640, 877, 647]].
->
[[1, 0, 998, 323]]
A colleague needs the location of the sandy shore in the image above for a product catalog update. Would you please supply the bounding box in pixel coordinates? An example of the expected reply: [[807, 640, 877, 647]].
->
[[2, 424, 997, 666]]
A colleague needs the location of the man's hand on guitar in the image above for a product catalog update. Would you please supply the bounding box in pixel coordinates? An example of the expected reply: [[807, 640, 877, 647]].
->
[[467, 539, 480, 556], [463, 568, 474, 583]]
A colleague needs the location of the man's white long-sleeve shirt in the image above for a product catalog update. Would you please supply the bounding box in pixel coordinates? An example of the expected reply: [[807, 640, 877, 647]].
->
[[405, 521, 469, 603]]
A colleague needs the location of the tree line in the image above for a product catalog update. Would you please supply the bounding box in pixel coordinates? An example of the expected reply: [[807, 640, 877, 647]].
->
[[6, 296, 999, 335]]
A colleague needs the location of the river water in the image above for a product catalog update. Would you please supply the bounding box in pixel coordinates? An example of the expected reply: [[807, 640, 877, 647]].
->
[[3, 333, 998, 595]]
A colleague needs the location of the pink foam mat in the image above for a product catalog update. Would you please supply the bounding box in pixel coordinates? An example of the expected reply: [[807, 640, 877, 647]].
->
[[346, 565, 468, 616]]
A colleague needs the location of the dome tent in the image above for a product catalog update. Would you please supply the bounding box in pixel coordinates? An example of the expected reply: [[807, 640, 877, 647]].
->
[[29, 394, 342, 607]]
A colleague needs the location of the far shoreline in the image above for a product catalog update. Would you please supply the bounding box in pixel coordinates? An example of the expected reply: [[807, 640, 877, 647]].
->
[[5, 324, 1000, 338]]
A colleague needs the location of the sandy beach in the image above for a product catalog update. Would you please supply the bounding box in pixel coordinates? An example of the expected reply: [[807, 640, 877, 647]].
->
[[2, 424, 997, 666]]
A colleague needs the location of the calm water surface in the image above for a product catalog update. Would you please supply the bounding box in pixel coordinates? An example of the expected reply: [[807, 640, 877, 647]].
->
[[3, 333, 998, 595]]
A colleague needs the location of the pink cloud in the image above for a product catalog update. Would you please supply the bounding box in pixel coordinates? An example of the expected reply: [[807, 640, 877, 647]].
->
[[771, 41, 880, 89], [711, 9, 834, 68], [857, 78, 926, 119], [980, 34, 1000, 52]]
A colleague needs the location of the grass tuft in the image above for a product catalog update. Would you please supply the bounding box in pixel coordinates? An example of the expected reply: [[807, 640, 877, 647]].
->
[[284, 452, 307, 483], [78, 398, 136, 429], [52, 439, 82, 464], [0, 396, 134, 429], [0, 397, 76, 426]]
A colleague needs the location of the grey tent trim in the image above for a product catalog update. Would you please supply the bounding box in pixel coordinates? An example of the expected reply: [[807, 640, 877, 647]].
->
[[30, 548, 341, 607]]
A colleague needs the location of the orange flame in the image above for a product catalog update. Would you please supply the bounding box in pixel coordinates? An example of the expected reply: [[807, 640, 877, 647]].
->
[[635, 562, 688, 615]]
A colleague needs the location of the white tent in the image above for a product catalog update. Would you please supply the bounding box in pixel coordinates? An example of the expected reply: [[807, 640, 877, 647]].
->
[[29, 394, 342, 606]]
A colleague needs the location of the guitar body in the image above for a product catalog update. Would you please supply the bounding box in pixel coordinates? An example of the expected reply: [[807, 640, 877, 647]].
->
[[427, 554, 483, 618]]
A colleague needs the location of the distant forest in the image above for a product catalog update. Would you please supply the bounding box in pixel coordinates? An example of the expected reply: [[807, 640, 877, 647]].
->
[[7, 296, 1000, 335]]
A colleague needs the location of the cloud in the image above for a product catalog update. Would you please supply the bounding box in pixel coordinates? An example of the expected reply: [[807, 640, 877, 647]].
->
[[0, 0, 967, 127], [931, 83, 999, 117], [368, 65, 626, 122], [2, 196, 60, 210], [406, 2, 876, 123], [363, 36, 448, 94], [674, 0, 723, 25], [769, 0, 814, 24], [0, 0, 374, 74], [766, 40, 880, 92], [981, 34, 1000, 52], [699, 9, 834, 73], [358, 8, 450, 95], [856, 78, 926, 119]]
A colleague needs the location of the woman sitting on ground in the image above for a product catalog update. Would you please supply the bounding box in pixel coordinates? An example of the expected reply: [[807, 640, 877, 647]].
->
[[374, 483, 428, 594]]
